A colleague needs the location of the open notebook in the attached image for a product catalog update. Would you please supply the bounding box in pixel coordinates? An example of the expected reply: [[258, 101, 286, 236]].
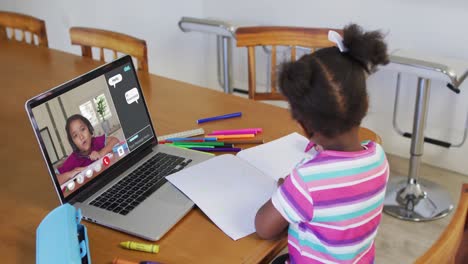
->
[[167, 132, 312, 240]]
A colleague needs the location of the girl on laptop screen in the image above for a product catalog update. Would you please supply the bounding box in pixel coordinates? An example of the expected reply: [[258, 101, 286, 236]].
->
[[56, 114, 119, 185]]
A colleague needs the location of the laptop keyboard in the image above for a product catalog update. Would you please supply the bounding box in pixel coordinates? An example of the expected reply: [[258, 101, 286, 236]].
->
[[89, 152, 192, 215]]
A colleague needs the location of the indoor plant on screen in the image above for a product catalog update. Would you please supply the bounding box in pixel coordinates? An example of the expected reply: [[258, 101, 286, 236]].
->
[[96, 96, 111, 134]]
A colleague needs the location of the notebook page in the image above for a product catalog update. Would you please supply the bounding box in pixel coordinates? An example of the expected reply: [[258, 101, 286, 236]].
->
[[236, 132, 310, 181], [167, 154, 276, 240]]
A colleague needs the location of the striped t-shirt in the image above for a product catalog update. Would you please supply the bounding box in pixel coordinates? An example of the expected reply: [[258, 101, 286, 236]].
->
[[271, 140, 389, 264]]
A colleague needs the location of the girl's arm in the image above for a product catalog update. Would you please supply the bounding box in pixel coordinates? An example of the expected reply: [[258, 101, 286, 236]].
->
[[255, 199, 289, 240], [57, 167, 86, 185], [89, 136, 119, 160], [98, 136, 119, 156]]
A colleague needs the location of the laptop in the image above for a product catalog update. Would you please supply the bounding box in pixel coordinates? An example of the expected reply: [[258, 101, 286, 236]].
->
[[25, 55, 211, 240]]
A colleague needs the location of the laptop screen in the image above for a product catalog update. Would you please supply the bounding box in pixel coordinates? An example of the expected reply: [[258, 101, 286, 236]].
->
[[27, 56, 156, 200]]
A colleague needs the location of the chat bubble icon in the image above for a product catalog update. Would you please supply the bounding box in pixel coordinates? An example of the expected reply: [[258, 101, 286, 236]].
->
[[125, 88, 140, 104], [108, 74, 122, 88]]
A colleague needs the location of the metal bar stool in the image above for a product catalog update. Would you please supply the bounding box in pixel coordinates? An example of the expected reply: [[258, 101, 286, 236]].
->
[[383, 50, 468, 221], [178, 17, 240, 94]]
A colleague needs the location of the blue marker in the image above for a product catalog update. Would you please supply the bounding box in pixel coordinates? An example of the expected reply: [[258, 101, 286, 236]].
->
[[197, 112, 242, 124]]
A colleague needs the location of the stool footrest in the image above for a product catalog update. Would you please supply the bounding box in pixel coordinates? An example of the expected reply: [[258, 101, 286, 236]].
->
[[402, 132, 451, 148]]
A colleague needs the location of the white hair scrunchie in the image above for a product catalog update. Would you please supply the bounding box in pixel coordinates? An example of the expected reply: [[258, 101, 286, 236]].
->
[[328, 30, 348, 53]]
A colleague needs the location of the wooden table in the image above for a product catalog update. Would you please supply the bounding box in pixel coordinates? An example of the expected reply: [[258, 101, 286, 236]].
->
[[0, 42, 377, 263]]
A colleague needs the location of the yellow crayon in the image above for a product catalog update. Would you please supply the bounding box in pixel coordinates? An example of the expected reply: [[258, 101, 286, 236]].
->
[[120, 241, 159, 253]]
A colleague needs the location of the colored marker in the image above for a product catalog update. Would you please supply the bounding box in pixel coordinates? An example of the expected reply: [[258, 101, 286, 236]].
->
[[208, 128, 262, 135], [222, 139, 264, 144], [174, 141, 225, 146], [188, 147, 242, 152], [164, 137, 217, 142], [166, 144, 215, 156], [214, 134, 255, 139], [197, 112, 242, 124], [159, 139, 205, 143], [214, 143, 233, 148], [174, 142, 214, 148], [120, 241, 159, 253]]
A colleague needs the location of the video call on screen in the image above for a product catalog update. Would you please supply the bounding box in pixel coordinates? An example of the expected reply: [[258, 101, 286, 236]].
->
[[32, 62, 154, 197]]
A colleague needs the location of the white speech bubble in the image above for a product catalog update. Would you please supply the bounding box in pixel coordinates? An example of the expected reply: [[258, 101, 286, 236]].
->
[[125, 87, 140, 104], [108, 74, 122, 88]]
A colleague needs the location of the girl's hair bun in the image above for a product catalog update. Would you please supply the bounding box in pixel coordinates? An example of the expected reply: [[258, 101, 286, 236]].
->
[[343, 24, 389, 72]]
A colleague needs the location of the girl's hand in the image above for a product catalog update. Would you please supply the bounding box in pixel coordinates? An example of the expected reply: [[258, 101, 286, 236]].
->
[[89, 151, 101, 160]]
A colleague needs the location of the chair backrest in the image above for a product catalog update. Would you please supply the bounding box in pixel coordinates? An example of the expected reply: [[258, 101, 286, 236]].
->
[[0, 11, 48, 47], [69, 27, 148, 72], [236, 26, 339, 101], [416, 183, 468, 264]]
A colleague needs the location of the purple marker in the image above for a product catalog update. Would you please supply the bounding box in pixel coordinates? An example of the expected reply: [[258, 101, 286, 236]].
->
[[197, 112, 242, 124]]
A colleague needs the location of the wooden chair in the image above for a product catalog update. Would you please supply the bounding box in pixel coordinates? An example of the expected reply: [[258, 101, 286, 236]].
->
[[416, 183, 468, 264], [236, 26, 339, 101], [236, 26, 382, 144], [0, 11, 48, 47], [69, 27, 148, 72]]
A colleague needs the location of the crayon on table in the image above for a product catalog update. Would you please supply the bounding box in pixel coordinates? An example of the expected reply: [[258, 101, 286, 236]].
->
[[113, 258, 162, 264], [112, 257, 138, 264], [197, 112, 242, 124], [120, 241, 159, 253]]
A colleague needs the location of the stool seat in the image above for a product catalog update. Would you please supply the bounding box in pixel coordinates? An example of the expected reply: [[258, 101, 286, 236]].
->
[[387, 49, 468, 90], [382, 50, 468, 221]]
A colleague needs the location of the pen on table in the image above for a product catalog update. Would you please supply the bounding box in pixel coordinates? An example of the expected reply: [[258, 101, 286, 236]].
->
[[197, 112, 242, 124], [113, 257, 162, 264]]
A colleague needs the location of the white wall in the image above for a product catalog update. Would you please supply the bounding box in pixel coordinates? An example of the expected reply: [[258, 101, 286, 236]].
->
[[2, 0, 467, 175]]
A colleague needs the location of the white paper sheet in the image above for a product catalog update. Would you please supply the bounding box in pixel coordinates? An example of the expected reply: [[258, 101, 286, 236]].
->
[[167, 154, 276, 240], [236, 132, 310, 180]]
